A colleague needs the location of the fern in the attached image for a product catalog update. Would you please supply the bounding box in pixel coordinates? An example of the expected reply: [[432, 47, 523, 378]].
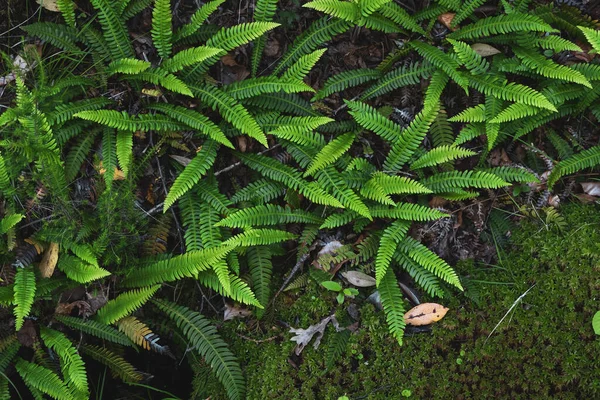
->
[[197, 271, 262, 307], [15, 359, 74, 400], [152, 0, 173, 58], [55, 315, 134, 346], [57, 254, 110, 284], [106, 58, 151, 75], [174, 0, 226, 42], [251, 0, 279, 75], [76, 110, 183, 132], [153, 299, 245, 400], [410, 41, 468, 90], [281, 48, 327, 81], [303, 0, 360, 23], [216, 204, 323, 228], [324, 329, 351, 371], [90, 0, 134, 59], [80, 345, 144, 383], [376, 220, 410, 285], [410, 145, 476, 169], [448, 13, 557, 40], [116, 316, 171, 355], [0, 214, 23, 235], [95, 285, 160, 324], [421, 170, 509, 192], [163, 140, 218, 211], [579, 26, 600, 52], [21, 22, 81, 53], [247, 246, 273, 317], [206, 22, 279, 53], [304, 133, 355, 176], [13, 266, 36, 331], [378, 268, 406, 345], [225, 77, 315, 100], [548, 146, 600, 188], [378, 2, 425, 34], [467, 74, 556, 111], [361, 62, 434, 100]]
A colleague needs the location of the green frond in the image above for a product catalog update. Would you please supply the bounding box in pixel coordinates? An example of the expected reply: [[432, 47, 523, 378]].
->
[[513, 47, 591, 88], [95, 285, 160, 325], [243, 92, 318, 115], [314, 167, 372, 218], [448, 104, 486, 123], [423, 70, 450, 111], [153, 299, 245, 400], [90, 0, 134, 59], [216, 204, 323, 228], [489, 102, 538, 123], [57, 254, 110, 284], [40, 327, 89, 397], [378, 3, 425, 34], [223, 228, 297, 247], [101, 127, 117, 187], [535, 34, 582, 52], [468, 74, 556, 111], [230, 179, 285, 204], [447, 39, 490, 75], [174, 0, 226, 42], [359, 13, 400, 33], [325, 329, 350, 371], [0, 285, 14, 306], [358, 0, 391, 17], [147, 103, 232, 148], [482, 166, 539, 183], [122, 246, 233, 287], [579, 26, 600, 52], [106, 58, 151, 75], [206, 22, 279, 52], [383, 101, 440, 171], [247, 246, 272, 316], [55, 315, 134, 346], [448, 12, 557, 40], [56, 0, 76, 27], [430, 106, 454, 147], [0, 214, 23, 235], [421, 170, 509, 192], [75, 110, 183, 132], [548, 146, 600, 189], [152, 0, 173, 58], [225, 77, 315, 100], [122, 0, 154, 19], [378, 268, 406, 346], [313, 69, 381, 101], [303, 0, 360, 23], [281, 48, 326, 81], [128, 69, 193, 96], [80, 344, 144, 383], [401, 237, 463, 290], [161, 46, 223, 72], [197, 271, 262, 307], [360, 62, 434, 100], [180, 192, 205, 252], [393, 251, 444, 298], [194, 179, 234, 215], [49, 98, 113, 128], [267, 118, 329, 147], [376, 220, 410, 285], [547, 130, 574, 160], [410, 41, 468, 90], [454, 122, 484, 145], [65, 133, 96, 181], [274, 17, 351, 75], [0, 336, 19, 371], [304, 133, 355, 176], [410, 145, 476, 169], [21, 22, 81, 53], [369, 202, 448, 221], [163, 140, 218, 212], [115, 130, 132, 177], [15, 359, 74, 400], [347, 100, 399, 142], [188, 83, 267, 146], [13, 266, 36, 331]]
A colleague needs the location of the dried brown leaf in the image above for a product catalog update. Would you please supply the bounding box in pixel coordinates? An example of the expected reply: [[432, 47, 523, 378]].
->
[[39, 242, 59, 278], [341, 270, 376, 287], [403, 303, 449, 326], [471, 43, 501, 57], [581, 182, 600, 197]]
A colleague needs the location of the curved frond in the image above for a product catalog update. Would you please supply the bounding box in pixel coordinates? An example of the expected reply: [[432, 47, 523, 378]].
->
[[13, 266, 36, 331], [55, 315, 134, 346], [376, 220, 410, 285], [95, 285, 160, 324], [378, 268, 406, 345], [304, 133, 355, 176], [15, 359, 74, 400], [548, 146, 600, 188], [410, 145, 476, 169]]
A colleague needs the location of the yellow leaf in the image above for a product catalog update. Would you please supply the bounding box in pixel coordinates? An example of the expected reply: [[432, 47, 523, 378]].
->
[[403, 303, 449, 326], [39, 242, 59, 278]]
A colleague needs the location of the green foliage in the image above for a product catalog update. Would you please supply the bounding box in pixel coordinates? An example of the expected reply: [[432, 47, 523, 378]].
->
[[95, 285, 160, 324], [15, 359, 74, 400], [13, 266, 36, 331]]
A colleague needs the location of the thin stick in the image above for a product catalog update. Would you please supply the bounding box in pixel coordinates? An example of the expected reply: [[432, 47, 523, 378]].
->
[[484, 283, 536, 345]]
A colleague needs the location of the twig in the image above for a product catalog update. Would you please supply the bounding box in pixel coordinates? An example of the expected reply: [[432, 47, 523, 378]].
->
[[270, 252, 311, 306], [214, 144, 281, 177], [235, 333, 279, 344], [484, 283, 536, 345]]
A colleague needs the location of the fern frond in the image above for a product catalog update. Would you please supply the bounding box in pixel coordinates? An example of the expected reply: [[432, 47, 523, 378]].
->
[[448, 104, 486, 123], [281, 48, 326, 81], [163, 140, 218, 211], [378, 3, 425, 34], [40, 327, 89, 397], [65, 133, 96, 181], [251, 0, 279, 75], [489, 102, 538, 123], [21, 22, 81, 53], [393, 251, 444, 298], [80, 345, 144, 383], [223, 228, 297, 247], [115, 130, 133, 177], [482, 166, 539, 183], [314, 167, 372, 218], [225, 77, 315, 100], [128, 69, 193, 96], [579, 26, 600, 52], [410, 145, 476, 169], [161, 46, 222, 72], [13, 266, 36, 331], [369, 203, 448, 221], [447, 39, 490, 75], [106, 58, 151, 75], [56, 0, 76, 27], [400, 237, 462, 290], [152, 0, 173, 58], [57, 254, 110, 284], [304, 133, 355, 176], [122, 246, 233, 287], [197, 271, 262, 307], [206, 22, 279, 52], [376, 220, 410, 285], [122, 0, 154, 19], [76, 110, 183, 131], [0, 336, 19, 371], [410, 41, 468, 90], [15, 359, 74, 400], [421, 170, 509, 192], [188, 83, 267, 146], [314, 69, 381, 100], [347, 100, 399, 142], [116, 316, 171, 355], [303, 0, 360, 23], [360, 62, 434, 100], [448, 12, 557, 40], [174, 0, 226, 42], [230, 179, 285, 204], [247, 246, 272, 317], [153, 299, 245, 400], [274, 17, 351, 75], [101, 127, 117, 187], [90, 0, 134, 59], [55, 315, 134, 346], [49, 98, 113, 127], [383, 101, 440, 171], [0, 214, 23, 235], [378, 268, 406, 345], [468, 74, 556, 111], [216, 204, 323, 228], [513, 47, 591, 88], [548, 146, 600, 188], [325, 329, 350, 370], [95, 285, 160, 325]]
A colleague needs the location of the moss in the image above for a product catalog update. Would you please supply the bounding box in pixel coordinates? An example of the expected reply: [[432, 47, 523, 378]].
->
[[198, 203, 600, 399]]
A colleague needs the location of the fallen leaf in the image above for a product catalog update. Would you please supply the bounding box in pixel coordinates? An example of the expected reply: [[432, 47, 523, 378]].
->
[[593, 311, 600, 335], [142, 88, 163, 97], [471, 43, 501, 57], [36, 0, 59, 12], [289, 315, 342, 355], [0, 55, 29, 86], [17, 320, 37, 347], [581, 182, 600, 197], [341, 271, 376, 287], [403, 303, 449, 326], [437, 13, 457, 30], [223, 303, 252, 321], [39, 242, 59, 278], [170, 154, 192, 167], [548, 195, 560, 208]]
